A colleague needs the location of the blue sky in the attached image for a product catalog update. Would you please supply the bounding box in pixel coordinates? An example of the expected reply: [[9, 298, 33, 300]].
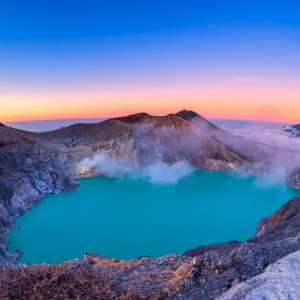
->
[[1, 0, 300, 122], [2, 1, 300, 40]]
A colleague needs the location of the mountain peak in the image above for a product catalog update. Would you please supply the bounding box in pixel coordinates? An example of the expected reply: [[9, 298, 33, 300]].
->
[[176, 109, 203, 120]]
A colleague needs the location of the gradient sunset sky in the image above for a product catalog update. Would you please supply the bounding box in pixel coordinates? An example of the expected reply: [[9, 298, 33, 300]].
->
[[1, 1, 300, 123]]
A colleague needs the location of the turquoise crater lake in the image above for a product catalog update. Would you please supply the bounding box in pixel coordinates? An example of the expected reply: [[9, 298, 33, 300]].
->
[[7, 170, 299, 264]]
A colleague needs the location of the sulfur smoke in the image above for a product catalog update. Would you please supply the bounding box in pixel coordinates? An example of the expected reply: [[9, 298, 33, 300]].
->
[[78, 152, 194, 185]]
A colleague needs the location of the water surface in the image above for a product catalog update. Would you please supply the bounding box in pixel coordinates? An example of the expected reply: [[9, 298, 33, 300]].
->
[[7, 170, 299, 264]]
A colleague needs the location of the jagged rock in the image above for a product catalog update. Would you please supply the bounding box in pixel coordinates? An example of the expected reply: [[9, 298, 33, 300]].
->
[[254, 194, 300, 243], [217, 251, 300, 300]]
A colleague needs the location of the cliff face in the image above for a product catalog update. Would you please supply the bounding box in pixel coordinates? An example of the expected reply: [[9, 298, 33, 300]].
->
[[0, 121, 138, 264], [254, 194, 300, 243], [0, 126, 79, 264]]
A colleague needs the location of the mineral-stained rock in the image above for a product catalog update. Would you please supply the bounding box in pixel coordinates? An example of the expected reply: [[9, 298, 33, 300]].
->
[[254, 194, 300, 243]]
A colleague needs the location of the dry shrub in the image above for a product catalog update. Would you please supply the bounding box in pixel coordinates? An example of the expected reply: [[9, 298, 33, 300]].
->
[[0, 263, 162, 300]]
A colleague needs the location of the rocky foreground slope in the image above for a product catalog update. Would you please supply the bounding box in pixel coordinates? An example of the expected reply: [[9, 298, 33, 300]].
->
[[217, 250, 300, 300], [1, 111, 300, 299]]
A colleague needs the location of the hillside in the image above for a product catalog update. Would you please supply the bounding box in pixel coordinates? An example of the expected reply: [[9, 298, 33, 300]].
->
[[177, 109, 296, 165]]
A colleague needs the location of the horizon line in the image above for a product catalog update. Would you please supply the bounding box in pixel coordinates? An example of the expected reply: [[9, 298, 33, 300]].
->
[[3, 114, 295, 125]]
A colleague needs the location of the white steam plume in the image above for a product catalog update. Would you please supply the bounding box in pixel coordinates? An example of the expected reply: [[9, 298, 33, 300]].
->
[[78, 152, 194, 185]]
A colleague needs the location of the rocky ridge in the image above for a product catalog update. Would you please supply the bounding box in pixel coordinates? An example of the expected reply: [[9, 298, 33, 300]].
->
[[1, 111, 300, 299]]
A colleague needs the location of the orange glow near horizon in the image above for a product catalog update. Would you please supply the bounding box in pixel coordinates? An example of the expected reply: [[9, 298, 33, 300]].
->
[[2, 2, 300, 126], [2, 82, 300, 124]]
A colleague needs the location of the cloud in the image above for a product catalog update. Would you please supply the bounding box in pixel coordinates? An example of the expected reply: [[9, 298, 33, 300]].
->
[[223, 124, 300, 152]]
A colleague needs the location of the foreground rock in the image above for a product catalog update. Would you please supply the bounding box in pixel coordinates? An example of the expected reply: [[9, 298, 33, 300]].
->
[[254, 193, 300, 243], [217, 250, 300, 300]]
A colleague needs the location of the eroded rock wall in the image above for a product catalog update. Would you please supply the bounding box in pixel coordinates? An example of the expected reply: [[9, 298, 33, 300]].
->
[[0, 124, 138, 264]]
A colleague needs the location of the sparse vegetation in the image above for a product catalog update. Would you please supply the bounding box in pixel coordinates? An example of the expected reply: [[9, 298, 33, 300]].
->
[[0, 262, 161, 300]]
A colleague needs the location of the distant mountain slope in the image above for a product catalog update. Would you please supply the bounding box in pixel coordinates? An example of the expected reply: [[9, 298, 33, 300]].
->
[[5, 118, 107, 132], [176, 109, 297, 167], [31, 119, 132, 146]]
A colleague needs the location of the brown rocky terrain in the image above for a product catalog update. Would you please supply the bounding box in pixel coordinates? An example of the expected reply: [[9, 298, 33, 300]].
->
[[1, 111, 300, 299]]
